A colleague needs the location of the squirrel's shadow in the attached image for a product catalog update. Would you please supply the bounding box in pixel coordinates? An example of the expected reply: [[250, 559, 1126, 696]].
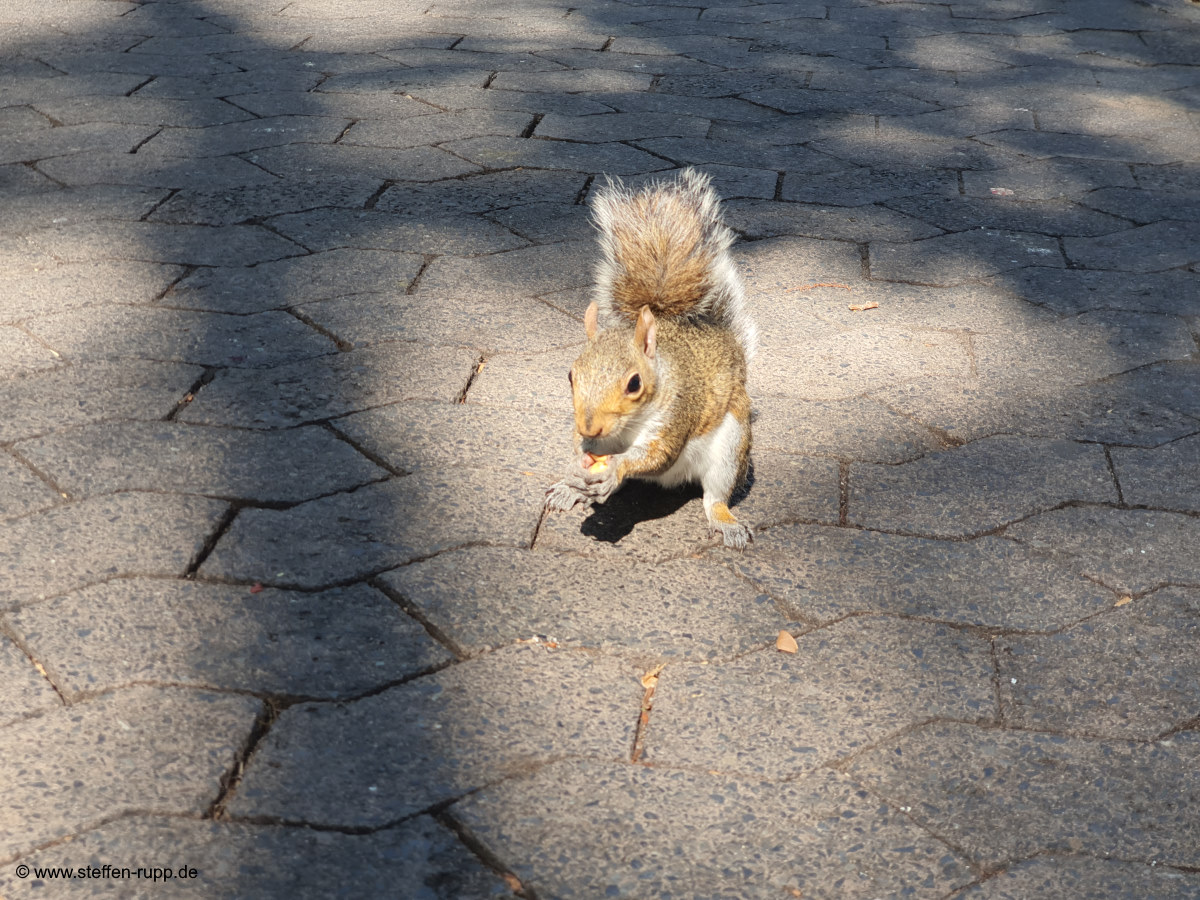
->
[[577, 463, 755, 544]]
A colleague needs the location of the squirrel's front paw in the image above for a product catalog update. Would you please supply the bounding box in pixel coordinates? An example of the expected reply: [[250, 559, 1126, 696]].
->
[[580, 464, 621, 505], [544, 478, 587, 512]]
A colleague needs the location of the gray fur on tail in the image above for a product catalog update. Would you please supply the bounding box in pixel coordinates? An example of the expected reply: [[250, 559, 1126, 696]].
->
[[590, 168, 759, 362]]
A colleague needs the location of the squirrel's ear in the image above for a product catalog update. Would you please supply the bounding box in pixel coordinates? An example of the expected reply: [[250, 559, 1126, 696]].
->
[[635, 305, 657, 358], [584, 301, 599, 341]]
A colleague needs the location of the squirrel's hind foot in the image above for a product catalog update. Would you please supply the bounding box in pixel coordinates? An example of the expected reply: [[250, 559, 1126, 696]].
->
[[707, 501, 752, 550], [714, 520, 752, 551]]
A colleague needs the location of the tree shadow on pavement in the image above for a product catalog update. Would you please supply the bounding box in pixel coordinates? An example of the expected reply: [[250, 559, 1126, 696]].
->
[[1, 0, 1199, 896]]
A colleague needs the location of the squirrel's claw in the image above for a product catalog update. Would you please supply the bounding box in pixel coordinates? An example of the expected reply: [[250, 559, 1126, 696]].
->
[[544, 478, 588, 512], [714, 521, 752, 551]]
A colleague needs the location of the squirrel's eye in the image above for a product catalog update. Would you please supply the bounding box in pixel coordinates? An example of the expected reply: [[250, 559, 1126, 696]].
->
[[567, 370, 574, 386], [626, 373, 641, 394]]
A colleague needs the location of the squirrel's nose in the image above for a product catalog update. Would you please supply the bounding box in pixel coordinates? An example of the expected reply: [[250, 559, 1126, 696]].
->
[[577, 415, 605, 439]]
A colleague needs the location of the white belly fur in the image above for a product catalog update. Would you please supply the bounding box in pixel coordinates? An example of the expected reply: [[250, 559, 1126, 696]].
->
[[638, 412, 742, 490]]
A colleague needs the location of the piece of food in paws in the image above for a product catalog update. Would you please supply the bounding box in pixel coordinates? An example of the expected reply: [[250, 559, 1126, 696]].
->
[[582, 453, 610, 473]]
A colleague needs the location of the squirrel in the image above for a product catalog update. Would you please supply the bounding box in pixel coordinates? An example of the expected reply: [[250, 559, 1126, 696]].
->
[[544, 168, 759, 550]]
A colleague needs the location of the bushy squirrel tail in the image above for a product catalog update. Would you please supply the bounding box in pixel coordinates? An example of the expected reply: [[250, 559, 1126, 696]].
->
[[591, 168, 758, 361]]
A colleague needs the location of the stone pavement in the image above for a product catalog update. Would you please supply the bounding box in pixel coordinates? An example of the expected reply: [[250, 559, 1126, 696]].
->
[[1, 0, 1198, 896]]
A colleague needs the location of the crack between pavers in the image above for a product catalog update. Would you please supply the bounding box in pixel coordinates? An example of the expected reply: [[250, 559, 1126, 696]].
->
[[989, 636, 1008, 723], [573, 173, 595, 205], [250, 218, 312, 253], [128, 127, 162, 155], [362, 179, 393, 210], [125, 75, 154, 97], [837, 460, 850, 526], [5, 445, 72, 502], [285, 306, 354, 351], [835, 763, 989, 880], [139, 187, 181, 223], [1103, 444, 1126, 505], [0, 618, 68, 708], [1154, 714, 1200, 742], [870, 397, 967, 450], [215, 95, 264, 120], [528, 502, 551, 551], [233, 153, 285, 180], [630, 663, 664, 764], [455, 354, 487, 404], [364, 578, 463, 662], [519, 111, 544, 139], [405, 254, 435, 295], [322, 420, 405, 476], [184, 503, 238, 578], [435, 810, 537, 898], [162, 367, 217, 422], [207, 697, 276, 821], [621, 140, 681, 167], [148, 263, 198, 302]]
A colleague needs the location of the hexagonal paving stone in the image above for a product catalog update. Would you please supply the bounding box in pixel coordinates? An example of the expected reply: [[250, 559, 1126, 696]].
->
[[139, 115, 352, 157], [849, 435, 1116, 537], [753, 396, 942, 463], [871, 229, 1064, 285], [1, 185, 168, 235], [1112, 433, 1200, 512], [0, 493, 227, 609], [0, 816, 514, 899], [178, 343, 480, 428], [228, 645, 641, 826], [876, 335, 1200, 442], [168, 249, 426, 314], [0, 452, 60, 520], [997, 587, 1200, 738], [0, 259, 185, 322], [380, 547, 784, 661], [846, 723, 1200, 869], [266, 207, 527, 257], [200, 469, 545, 589], [294, 293, 582, 354], [0, 686, 259, 859], [341, 109, 535, 148], [451, 760, 974, 900], [1064, 220, 1200, 273], [23, 221, 305, 268], [732, 523, 1114, 630], [993, 267, 1200, 318], [442, 136, 669, 175], [333, 400, 572, 475], [1003, 507, 1200, 595], [8, 579, 450, 700], [26, 307, 337, 369], [644, 617, 993, 778], [15, 422, 387, 503]]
